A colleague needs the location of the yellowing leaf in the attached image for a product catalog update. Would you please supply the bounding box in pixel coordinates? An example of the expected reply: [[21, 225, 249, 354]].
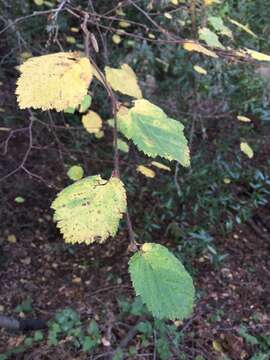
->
[[223, 178, 231, 184], [67, 165, 84, 181], [228, 18, 257, 38], [193, 65, 207, 75], [183, 41, 218, 58], [112, 34, 122, 44], [170, 0, 178, 4], [199, 27, 225, 49], [105, 64, 142, 99], [16, 52, 93, 111], [240, 142, 254, 158], [137, 165, 156, 178], [51, 175, 127, 245], [151, 161, 171, 171], [82, 111, 102, 134], [237, 115, 251, 122], [245, 48, 270, 62]]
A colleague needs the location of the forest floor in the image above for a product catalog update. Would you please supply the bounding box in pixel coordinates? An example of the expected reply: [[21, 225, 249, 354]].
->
[[0, 80, 270, 360]]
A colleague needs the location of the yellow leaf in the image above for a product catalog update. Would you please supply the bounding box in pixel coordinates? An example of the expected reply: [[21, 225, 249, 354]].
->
[[183, 41, 218, 58], [151, 161, 171, 171], [237, 115, 251, 122], [212, 340, 223, 352], [33, 0, 43, 5], [16, 52, 93, 112], [228, 18, 257, 38], [7, 234, 17, 243], [193, 65, 207, 75], [112, 34, 122, 44], [21, 52, 32, 61], [223, 178, 231, 184], [95, 130, 104, 139], [170, 0, 178, 4], [82, 111, 102, 134], [137, 165, 156, 178], [70, 27, 79, 33], [240, 142, 254, 158], [66, 36, 76, 44], [245, 48, 270, 62], [51, 175, 127, 245], [67, 165, 84, 181], [164, 12, 173, 19], [204, 0, 219, 6], [105, 64, 142, 99], [119, 21, 130, 28]]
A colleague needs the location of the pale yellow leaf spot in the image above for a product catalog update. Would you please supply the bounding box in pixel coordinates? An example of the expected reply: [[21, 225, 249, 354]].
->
[[240, 142, 254, 158], [82, 111, 102, 134], [237, 115, 251, 122], [16, 52, 93, 112], [112, 34, 122, 44], [137, 165, 156, 178], [223, 178, 231, 184], [151, 161, 171, 171], [105, 64, 142, 99], [245, 48, 270, 62], [228, 18, 257, 38], [193, 65, 207, 75], [183, 41, 218, 58]]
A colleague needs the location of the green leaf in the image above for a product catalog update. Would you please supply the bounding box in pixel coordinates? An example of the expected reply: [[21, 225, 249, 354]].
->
[[14, 196, 25, 203], [64, 107, 76, 114], [116, 100, 190, 166], [199, 27, 225, 49], [129, 243, 195, 320], [117, 138, 129, 153], [51, 175, 127, 245], [79, 94, 92, 113], [208, 16, 233, 38], [105, 64, 142, 99], [67, 165, 84, 181]]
